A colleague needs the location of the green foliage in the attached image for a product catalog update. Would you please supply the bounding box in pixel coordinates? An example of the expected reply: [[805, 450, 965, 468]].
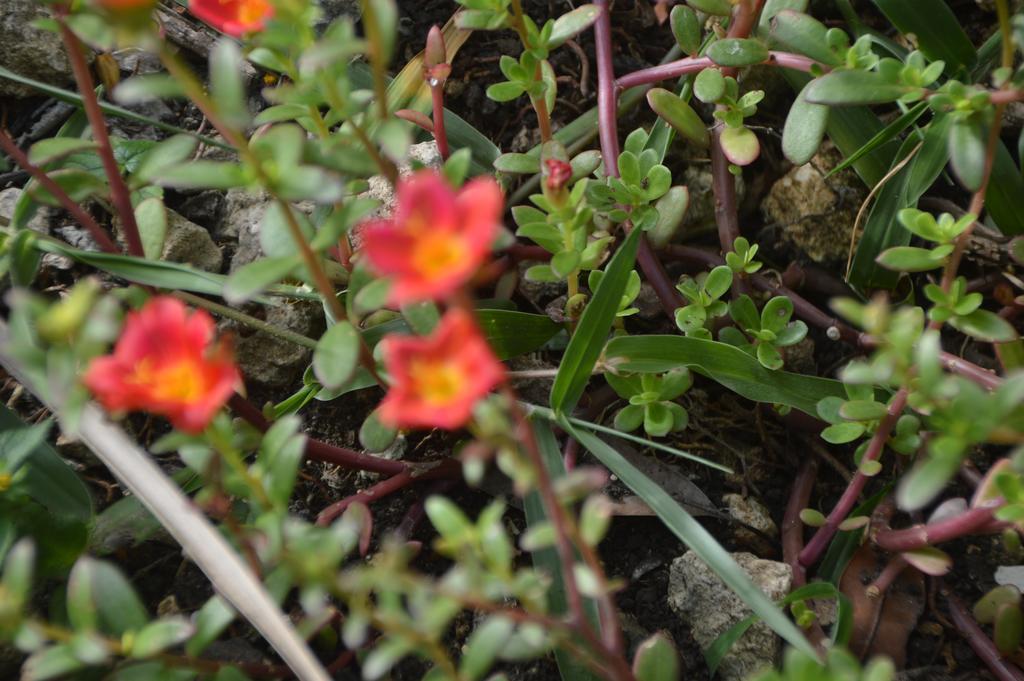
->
[[605, 368, 693, 437]]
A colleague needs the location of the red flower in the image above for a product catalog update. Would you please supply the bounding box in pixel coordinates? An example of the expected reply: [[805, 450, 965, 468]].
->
[[379, 309, 505, 430], [360, 171, 503, 306], [188, 0, 273, 36], [84, 297, 240, 434]]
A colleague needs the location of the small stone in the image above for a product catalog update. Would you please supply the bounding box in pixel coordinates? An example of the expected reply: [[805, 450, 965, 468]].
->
[[0, 188, 56, 234], [0, 0, 78, 99], [224, 189, 272, 267], [176, 190, 226, 229], [761, 144, 866, 264], [723, 494, 778, 538], [230, 300, 325, 389], [160, 210, 223, 272], [668, 551, 791, 681]]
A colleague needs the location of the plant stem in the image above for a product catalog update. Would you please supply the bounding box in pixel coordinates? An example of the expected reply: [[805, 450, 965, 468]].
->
[[594, 0, 683, 318], [57, 19, 146, 259], [360, 0, 391, 122], [227, 394, 408, 475], [947, 591, 1024, 681], [350, 118, 400, 185], [799, 388, 908, 567], [315, 458, 460, 525], [873, 502, 1004, 552], [614, 51, 822, 90], [0, 129, 120, 254], [174, 292, 318, 349], [429, 83, 450, 159]]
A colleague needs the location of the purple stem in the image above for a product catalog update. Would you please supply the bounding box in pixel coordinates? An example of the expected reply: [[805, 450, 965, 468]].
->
[[799, 388, 909, 567], [430, 84, 450, 160], [874, 503, 1005, 553], [594, 0, 683, 316], [594, 0, 620, 171], [614, 51, 822, 91], [947, 592, 1024, 681]]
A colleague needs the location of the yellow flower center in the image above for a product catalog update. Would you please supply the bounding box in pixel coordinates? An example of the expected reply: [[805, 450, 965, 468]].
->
[[236, 0, 270, 25], [411, 233, 469, 282], [130, 357, 206, 403], [408, 359, 464, 406]]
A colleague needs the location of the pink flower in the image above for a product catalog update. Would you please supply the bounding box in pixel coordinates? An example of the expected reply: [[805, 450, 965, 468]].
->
[[379, 309, 505, 430], [360, 171, 503, 306], [188, 0, 273, 36], [84, 297, 240, 434]]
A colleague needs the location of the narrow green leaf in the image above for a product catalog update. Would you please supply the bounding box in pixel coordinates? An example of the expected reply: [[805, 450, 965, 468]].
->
[[604, 335, 844, 416], [647, 88, 709, 147], [869, 0, 976, 71], [551, 228, 641, 414], [826, 101, 928, 178], [804, 70, 913, 106], [224, 256, 303, 305], [562, 422, 820, 660]]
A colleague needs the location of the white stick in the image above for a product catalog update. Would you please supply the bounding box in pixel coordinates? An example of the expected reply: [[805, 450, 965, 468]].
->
[[0, 325, 331, 681]]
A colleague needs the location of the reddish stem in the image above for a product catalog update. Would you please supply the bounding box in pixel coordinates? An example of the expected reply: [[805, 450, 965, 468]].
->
[[429, 84, 450, 160], [947, 592, 1024, 681], [799, 388, 908, 567], [315, 459, 460, 526], [58, 20, 146, 259], [227, 394, 407, 475], [874, 503, 1005, 552], [614, 51, 822, 91], [0, 129, 120, 254], [782, 458, 828, 648]]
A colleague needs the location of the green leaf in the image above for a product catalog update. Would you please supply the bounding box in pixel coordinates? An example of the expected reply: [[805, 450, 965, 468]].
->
[[0, 407, 92, 522], [719, 126, 760, 166], [525, 422, 602, 681], [603, 336, 846, 416], [949, 118, 987, 192], [768, 10, 838, 66], [782, 84, 829, 165], [804, 70, 913, 106], [632, 633, 680, 681], [849, 114, 952, 291], [487, 81, 526, 102], [130, 617, 194, 658], [869, 0, 976, 71], [694, 68, 726, 104], [209, 40, 250, 129], [27, 138, 98, 167], [551, 228, 641, 414], [707, 38, 770, 67], [647, 88, 709, 147], [686, 0, 733, 17], [986, 141, 1024, 235], [313, 321, 360, 390], [475, 309, 562, 361], [562, 421, 820, 660], [22, 645, 84, 681], [130, 135, 200, 186], [671, 5, 702, 55], [68, 557, 149, 636], [134, 197, 167, 260], [158, 161, 248, 190], [897, 454, 960, 511], [949, 309, 1017, 343], [459, 616, 515, 681], [876, 246, 945, 272], [548, 4, 600, 49], [223, 256, 302, 305], [494, 152, 540, 174], [826, 101, 928, 178]]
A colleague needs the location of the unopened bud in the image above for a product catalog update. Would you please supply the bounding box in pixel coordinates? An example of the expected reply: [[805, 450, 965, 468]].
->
[[425, 25, 447, 68], [544, 158, 573, 192]]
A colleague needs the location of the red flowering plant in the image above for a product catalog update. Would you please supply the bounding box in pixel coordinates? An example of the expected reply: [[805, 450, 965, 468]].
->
[[5, 1, 1024, 680]]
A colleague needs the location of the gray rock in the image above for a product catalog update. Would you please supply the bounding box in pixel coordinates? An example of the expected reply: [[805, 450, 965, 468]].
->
[[231, 300, 324, 388], [176, 190, 226, 230], [161, 210, 223, 272], [0, 0, 77, 98], [224, 189, 272, 267], [116, 209, 222, 272], [761, 144, 866, 264], [0, 188, 57, 233], [667, 551, 792, 681], [723, 494, 778, 538]]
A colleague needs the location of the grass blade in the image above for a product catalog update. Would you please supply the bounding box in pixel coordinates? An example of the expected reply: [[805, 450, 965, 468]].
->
[[561, 420, 820, 661], [603, 335, 846, 416], [524, 421, 601, 681], [550, 228, 641, 415], [826, 101, 929, 178], [869, 0, 976, 72]]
